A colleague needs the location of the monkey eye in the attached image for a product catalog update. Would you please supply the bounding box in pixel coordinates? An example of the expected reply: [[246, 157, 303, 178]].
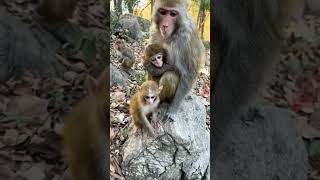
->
[[156, 55, 162, 59], [158, 9, 167, 15], [170, 11, 178, 17], [145, 96, 155, 99]]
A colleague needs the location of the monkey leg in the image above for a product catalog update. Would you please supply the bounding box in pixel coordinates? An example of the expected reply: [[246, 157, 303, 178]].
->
[[159, 71, 179, 102], [157, 71, 179, 122]]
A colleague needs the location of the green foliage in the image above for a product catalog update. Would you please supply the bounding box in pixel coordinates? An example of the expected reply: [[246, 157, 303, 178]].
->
[[203, 0, 210, 11], [191, 0, 210, 11], [124, 0, 141, 13], [111, 10, 121, 33]]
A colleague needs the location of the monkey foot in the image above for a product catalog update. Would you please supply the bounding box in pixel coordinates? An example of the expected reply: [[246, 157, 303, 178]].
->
[[152, 120, 161, 128]]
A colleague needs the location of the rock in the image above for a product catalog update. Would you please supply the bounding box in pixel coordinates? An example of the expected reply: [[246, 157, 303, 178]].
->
[[136, 16, 151, 32], [306, 0, 320, 16], [110, 64, 129, 87], [0, 7, 66, 82], [309, 140, 320, 171], [213, 104, 307, 180], [286, 54, 303, 77], [119, 14, 143, 40], [122, 96, 209, 180]]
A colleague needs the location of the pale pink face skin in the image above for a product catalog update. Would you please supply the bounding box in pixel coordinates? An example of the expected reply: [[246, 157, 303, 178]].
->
[[144, 92, 156, 105], [152, 53, 163, 68], [158, 7, 178, 38]]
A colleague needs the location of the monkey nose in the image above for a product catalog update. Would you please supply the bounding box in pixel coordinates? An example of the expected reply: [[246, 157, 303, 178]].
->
[[162, 25, 168, 30]]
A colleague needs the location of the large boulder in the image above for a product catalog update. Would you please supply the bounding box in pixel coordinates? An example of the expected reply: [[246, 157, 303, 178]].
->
[[213, 104, 308, 180], [306, 0, 320, 16], [119, 14, 143, 40], [136, 16, 151, 32], [110, 64, 129, 87], [0, 7, 66, 82], [122, 95, 209, 180]]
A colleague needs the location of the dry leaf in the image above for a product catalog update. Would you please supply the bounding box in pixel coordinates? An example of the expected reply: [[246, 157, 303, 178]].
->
[[6, 95, 49, 121]]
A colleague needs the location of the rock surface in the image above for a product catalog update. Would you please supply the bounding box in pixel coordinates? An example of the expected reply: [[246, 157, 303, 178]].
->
[[213, 104, 308, 180], [306, 0, 320, 15], [110, 64, 129, 87], [122, 95, 209, 180], [0, 7, 66, 82], [119, 14, 143, 40]]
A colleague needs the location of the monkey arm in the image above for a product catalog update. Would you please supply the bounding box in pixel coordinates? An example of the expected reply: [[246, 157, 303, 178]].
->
[[144, 62, 176, 77]]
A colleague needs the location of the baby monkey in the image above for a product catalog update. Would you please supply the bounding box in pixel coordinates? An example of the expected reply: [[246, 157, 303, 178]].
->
[[129, 80, 163, 137], [114, 39, 135, 70], [143, 43, 176, 79]]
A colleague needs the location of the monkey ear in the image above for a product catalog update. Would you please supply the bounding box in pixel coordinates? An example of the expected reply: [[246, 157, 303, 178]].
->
[[158, 85, 163, 93], [96, 69, 108, 91], [84, 75, 98, 95]]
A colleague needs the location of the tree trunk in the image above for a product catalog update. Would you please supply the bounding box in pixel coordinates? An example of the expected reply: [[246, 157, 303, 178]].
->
[[201, 13, 206, 39], [116, 0, 122, 15], [197, 0, 203, 29], [151, 0, 154, 14]]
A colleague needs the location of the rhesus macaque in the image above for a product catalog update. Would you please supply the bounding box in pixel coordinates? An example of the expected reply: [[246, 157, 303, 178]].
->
[[212, 0, 300, 174], [146, 0, 205, 116], [129, 80, 163, 137], [37, 0, 79, 23], [143, 43, 176, 82], [63, 69, 107, 180], [114, 39, 135, 70]]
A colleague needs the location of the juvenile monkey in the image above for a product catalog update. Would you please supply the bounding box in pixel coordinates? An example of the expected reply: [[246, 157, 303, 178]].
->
[[63, 69, 107, 180], [114, 39, 135, 70], [143, 43, 176, 82], [129, 80, 163, 136]]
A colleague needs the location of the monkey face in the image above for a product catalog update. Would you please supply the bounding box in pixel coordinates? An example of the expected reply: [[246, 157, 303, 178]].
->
[[151, 53, 164, 68], [157, 7, 178, 38], [115, 40, 125, 50], [144, 95, 157, 105]]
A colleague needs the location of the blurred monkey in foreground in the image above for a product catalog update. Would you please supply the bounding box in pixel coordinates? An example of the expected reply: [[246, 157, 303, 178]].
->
[[212, 0, 300, 175], [63, 70, 107, 180]]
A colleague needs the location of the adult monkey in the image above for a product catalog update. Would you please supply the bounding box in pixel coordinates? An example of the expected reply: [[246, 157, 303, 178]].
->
[[146, 0, 205, 117], [212, 0, 301, 178]]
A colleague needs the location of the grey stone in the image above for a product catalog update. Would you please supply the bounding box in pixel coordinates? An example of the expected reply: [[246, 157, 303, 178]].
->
[[119, 14, 143, 40], [213, 104, 308, 180], [306, 0, 320, 16], [122, 95, 209, 180], [110, 64, 129, 87]]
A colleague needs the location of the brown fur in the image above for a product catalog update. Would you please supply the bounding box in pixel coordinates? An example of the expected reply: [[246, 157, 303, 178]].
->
[[63, 70, 107, 180], [143, 43, 176, 84], [129, 81, 162, 136]]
